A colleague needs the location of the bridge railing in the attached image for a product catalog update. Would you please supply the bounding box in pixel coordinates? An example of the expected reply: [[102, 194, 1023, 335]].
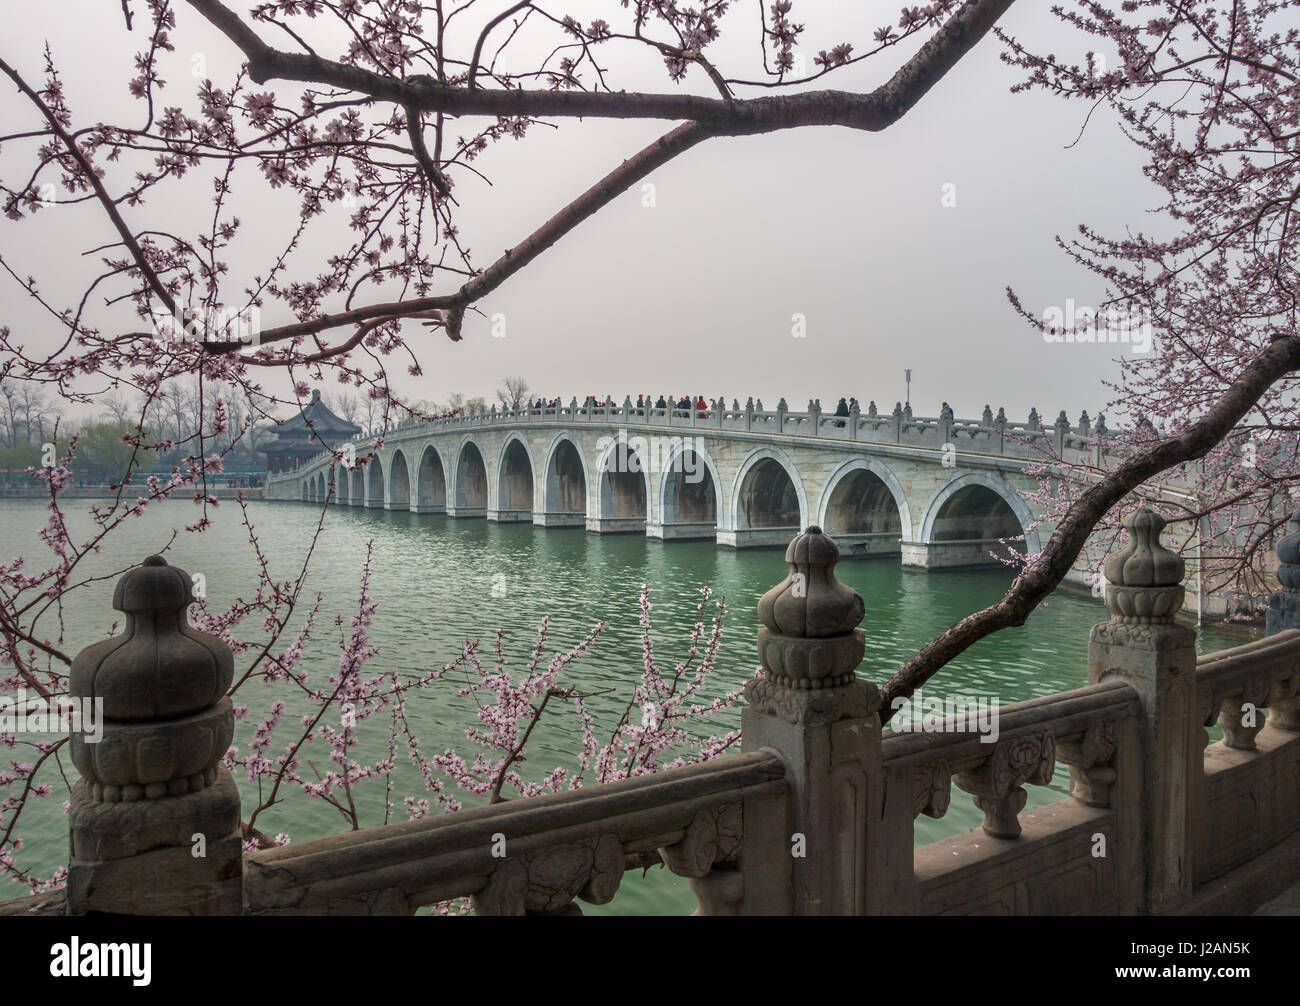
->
[[10, 509, 1299, 916], [263, 399, 1116, 486]]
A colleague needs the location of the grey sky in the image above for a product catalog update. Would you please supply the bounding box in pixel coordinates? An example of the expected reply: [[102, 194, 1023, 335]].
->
[[1, 1, 1157, 423]]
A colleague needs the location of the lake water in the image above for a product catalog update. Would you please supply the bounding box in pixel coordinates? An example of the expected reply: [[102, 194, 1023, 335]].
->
[[0, 498, 1255, 914]]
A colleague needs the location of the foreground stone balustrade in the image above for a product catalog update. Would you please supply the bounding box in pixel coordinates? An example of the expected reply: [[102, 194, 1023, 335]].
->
[[240, 751, 786, 915]]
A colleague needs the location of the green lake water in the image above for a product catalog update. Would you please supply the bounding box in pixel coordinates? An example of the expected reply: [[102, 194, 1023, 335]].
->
[[0, 498, 1255, 914]]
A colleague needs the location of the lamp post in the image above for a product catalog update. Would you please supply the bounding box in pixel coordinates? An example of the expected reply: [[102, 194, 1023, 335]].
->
[[904, 369, 911, 409]]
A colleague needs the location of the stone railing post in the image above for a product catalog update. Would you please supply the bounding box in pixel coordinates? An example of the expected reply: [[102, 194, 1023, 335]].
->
[[740, 527, 881, 915], [1053, 409, 1070, 456], [1265, 507, 1300, 730], [67, 555, 242, 914], [1089, 509, 1198, 914]]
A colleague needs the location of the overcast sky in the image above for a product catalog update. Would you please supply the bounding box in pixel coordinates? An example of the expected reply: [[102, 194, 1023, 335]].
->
[[1, 1, 1161, 423]]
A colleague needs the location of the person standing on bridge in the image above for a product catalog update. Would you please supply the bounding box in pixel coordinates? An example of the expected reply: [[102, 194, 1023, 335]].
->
[[835, 397, 849, 428]]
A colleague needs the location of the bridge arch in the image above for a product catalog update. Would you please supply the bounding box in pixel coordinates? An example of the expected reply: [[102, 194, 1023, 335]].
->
[[388, 448, 412, 510], [659, 439, 722, 537], [594, 435, 649, 528], [302, 479, 309, 502], [350, 465, 364, 506], [366, 455, 385, 508], [817, 458, 909, 556], [917, 471, 1042, 565], [337, 465, 349, 504], [540, 433, 588, 526], [453, 437, 488, 513], [495, 434, 536, 517], [731, 447, 808, 533], [316, 471, 327, 503], [415, 443, 447, 511]]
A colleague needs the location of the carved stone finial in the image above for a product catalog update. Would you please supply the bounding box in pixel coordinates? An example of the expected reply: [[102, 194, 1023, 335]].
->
[[1103, 509, 1185, 622], [1027, 407, 1040, 430], [1276, 508, 1300, 590], [758, 527, 865, 639], [751, 528, 868, 698], [867, 401, 878, 418], [982, 405, 994, 426], [69, 555, 234, 801], [1267, 508, 1300, 644], [67, 555, 241, 914]]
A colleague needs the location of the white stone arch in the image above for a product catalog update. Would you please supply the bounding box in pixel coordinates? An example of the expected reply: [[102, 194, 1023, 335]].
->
[[365, 453, 385, 508], [415, 441, 448, 509], [593, 433, 651, 521], [918, 471, 1042, 553], [815, 457, 912, 538], [495, 431, 537, 512], [387, 447, 413, 508], [729, 446, 809, 531], [542, 431, 590, 515], [452, 435, 489, 509], [657, 437, 724, 527]]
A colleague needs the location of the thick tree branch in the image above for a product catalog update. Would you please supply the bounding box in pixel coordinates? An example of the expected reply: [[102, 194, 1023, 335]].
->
[[184, 0, 1014, 133], [878, 333, 1300, 724], [206, 121, 709, 352]]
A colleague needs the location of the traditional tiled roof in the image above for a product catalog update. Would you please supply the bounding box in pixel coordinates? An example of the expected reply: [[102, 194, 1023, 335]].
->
[[262, 389, 361, 455]]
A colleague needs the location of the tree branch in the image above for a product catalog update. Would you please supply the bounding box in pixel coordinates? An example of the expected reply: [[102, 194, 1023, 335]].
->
[[184, 0, 1015, 133], [878, 333, 1300, 724]]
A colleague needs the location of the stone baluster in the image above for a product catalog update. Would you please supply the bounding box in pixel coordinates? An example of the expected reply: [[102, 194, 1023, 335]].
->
[[808, 398, 821, 436], [867, 401, 878, 419], [994, 406, 1007, 452], [891, 402, 903, 442], [1089, 509, 1198, 913], [1027, 407, 1040, 432], [1053, 409, 1070, 456], [981, 404, 993, 427], [953, 731, 1055, 838], [739, 527, 881, 914], [67, 555, 242, 914], [849, 399, 860, 441], [1264, 508, 1300, 730], [776, 397, 788, 434], [744, 396, 754, 432], [1078, 410, 1091, 437]]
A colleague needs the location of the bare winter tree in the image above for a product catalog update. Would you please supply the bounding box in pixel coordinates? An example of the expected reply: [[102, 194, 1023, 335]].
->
[[497, 377, 531, 412]]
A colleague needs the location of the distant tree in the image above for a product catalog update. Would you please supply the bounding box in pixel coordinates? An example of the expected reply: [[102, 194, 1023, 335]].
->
[[78, 421, 145, 485], [497, 377, 531, 412]]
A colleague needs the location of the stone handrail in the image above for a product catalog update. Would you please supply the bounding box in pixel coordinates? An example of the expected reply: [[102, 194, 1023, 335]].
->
[[243, 750, 786, 915]]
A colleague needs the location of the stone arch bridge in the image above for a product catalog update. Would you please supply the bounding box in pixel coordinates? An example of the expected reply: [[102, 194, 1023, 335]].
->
[[267, 399, 1112, 573]]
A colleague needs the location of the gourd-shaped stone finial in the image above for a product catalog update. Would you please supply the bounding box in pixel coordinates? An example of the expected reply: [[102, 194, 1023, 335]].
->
[[1275, 508, 1300, 590], [69, 555, 234, 802], [759, 527, 864, 638], [1103, 509, 1185, 622], [756, 528, 866, 690]]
